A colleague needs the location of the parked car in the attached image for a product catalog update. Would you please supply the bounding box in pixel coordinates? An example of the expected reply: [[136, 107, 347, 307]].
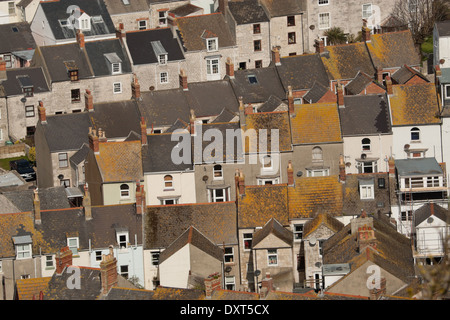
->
[[10, 159, 36, 181]]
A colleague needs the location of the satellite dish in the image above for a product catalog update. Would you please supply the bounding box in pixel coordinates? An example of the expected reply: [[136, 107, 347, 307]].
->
[[202, 175, 208, 182], [20, 97, 27, 103], [315, 262, 322, 268], [225, 266, 232, 273], [309, 25, 315, 30], [309, 237, 316, 246], [404, 144, 410, 150], [254, 270, 261, 277], [440, 59, 445, 65], [361, 154, 367, 160], [149, 86, 155, 91], [297, 171, 303, 177], [427, 217, 434, 224]]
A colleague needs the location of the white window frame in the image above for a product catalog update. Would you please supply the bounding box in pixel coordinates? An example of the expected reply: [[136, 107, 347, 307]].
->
[[362, 138, 371, 151], [117, 232, 129, 248], [151, 251, 160, 266], [16, 243, 32, 260], [160, 71, 168, 84], [224, 276, 236, 290], [210, 188, 229, 202], [224, 247, 234, 263], [67, 237, 79, 255], [158, 54, 167, 65], [8, 2, 15, 15], [160, 198, 178, 205], [243, 233, 253, 251], [312, 146, 323, 162], [58, 152, 68, 168], [362, 4, 373, 19], [138, 19, 147, 30], [111, 62, 122, 74], [206, 58, 220, 79], [95, 250, 102, 261], [158, 10, 168, 26], [206, 38, 218, 52], [358, 161, 378, 174], [164, 175, 173, 189], [319, 12, 330, 30], [318, 0, 329, 6], [119, 265, 129, 278], [294, 224, 304, 241], [411, 127, 420, 141], [360, 184, 375, 200], [25, 105, 35, 118], [261, 155, 273, 171], [444, 85, 450, 99], [306, 168, 329, 177], [257, 178, 280, 185], [120, 184, 130, 198], [45, 255, 54, 268], [113, 82, 122, 94], [267, 249, 278, 266], [213, 164, 223, 180]]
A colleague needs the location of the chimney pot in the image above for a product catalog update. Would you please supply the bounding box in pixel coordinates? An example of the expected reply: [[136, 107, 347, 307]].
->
[[132, 73, 141, 99], [76, 30, 85, 48], [314, 39, 325, 54], [287, 160, 294, 186], [85, 89, 94, 111], [0, 58, 6, 71], [238, 170, 245, 195], [141, 117, 147, 145], [55, 246, 73, 274], [288, 86, 294, 115], [339, 154, 346, 182], [271, 46, 281, 66], [226, 57, 234, 78], [179, 69, 188, 91], [38, 101, 47, 123]]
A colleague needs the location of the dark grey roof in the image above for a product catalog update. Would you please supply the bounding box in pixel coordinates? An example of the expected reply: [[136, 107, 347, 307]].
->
[[143, 133, 193, 173], [276, 54, 330, 91], [414, 203, 449, 227], [339, 94, 391, 136], [0, 67, 49, 97], [39, 0, 115, 41], [395, 158, 444, 177], [302, 81, 330, 104], [435, 20, 450, 37], [169, 3, 203, 17], [70, 143, 90, 167], [38, 112, 92, 152], [2, 186, 71, 212], [0, 22, 36, 54], [344, 71, 384, 95], [89, 100, 142, 139], [227, 67, 286, 104], [104, 287, 155, 300], [211, 108, 237, 123], [391, 65, 429, 84], [257, 95, 284, 113], [260, 0, 305, 17], [103, 0, 149, 14], [228, 0, 270, 25], [37, 43, 93, 82], [84, 38, 132, 76], [125, 28, 185, 65]]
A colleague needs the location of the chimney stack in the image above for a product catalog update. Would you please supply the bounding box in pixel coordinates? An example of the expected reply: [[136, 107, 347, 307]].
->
[[55, 246, 73, 275], [179, 69, 188, 91], [271, 46, 281, 66], [388, 156, 395, 176], [238, 170, 245, 195], [288, 85, 294, 115], [76, 30, 85, 48], [370, 277, 387, 300], [376, 66, 384, 84], [225, 57, 234, 78], [140, 117, 147, 145], [204, 272, 221, 299], [358, 225, 377, 252], [132, 73, 141, 100], [88, 127, 100, 154], [135, 181, 146, 215], [218, 0, 229, 16], [339, 154, 346, 182], [314, 39, 325, 54], [189, 109, 197, 135], [0, 58, 6, 71], [33, 189, 41, 224], [260, 272, 274, 298], [337, 82, 345, 108], [100, 246, 118, 295], [85, 89, 94, 111], [435, 65, 442, 77], [83, 184, 92, 220], [116, 23, 125, 42], [245, 103, 253, 115], [362, 20, 371, 42], [38, 101, 47, 124], [385, 76, 393, 95], [287, 161, 294, 186]]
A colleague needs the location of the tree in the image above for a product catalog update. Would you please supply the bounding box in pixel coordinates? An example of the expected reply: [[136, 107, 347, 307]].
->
[[323, 27, 347, 45], [391, 0, 449, 45]]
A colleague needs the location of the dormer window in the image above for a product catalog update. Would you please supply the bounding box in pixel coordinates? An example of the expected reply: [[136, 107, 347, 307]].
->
[[207, 38, 218, 52], [359, 179, 375, 200], [116, 230, 129, 248], [78, 12, 91, 31], [23, 86, 34, 97], [104, 53, 122, 75], [159, 10, 168, 26], [158, 54, 167, 65], [17, 75, 34, 97], [69, 70, 79, 81], [151, 41, 168, 65], [13, 235, 33, 260], [64, 61, 79, 81]]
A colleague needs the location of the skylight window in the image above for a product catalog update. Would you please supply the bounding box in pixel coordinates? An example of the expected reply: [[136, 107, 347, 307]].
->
[[248, 75, 258, 84]]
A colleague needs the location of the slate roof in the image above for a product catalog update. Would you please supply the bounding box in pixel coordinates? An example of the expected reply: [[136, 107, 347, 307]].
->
[[36, 43, 94, 82], [0, 211, 36, 258], [211, 107, 238, 123], [259, 0, 305, 17], [257, 95, 285, 113], [244, 111, 292, 152], [70, 143, 90, 167], [339, 94, 392, 136], [176, 13, 236, 51], [125, 28, 185, 65], [366, 31, 420, 69], [169, 3, 203, 17], [344, 71, 385, 95], [227, 67, 286, 104], [84, 38, 132, 76], [0, 67, 49, 97], [435, 20, 450, 37], [0, 22, 36, 54], [321, 43, 375, 81], [290, 103, 342, 145], [228, 0, 270, 25], [288, 176, 344, 219], [2, 186, 71, 213], [413, 203, 449, 227], [238, 184, 289, 228], [37, 112, 92, 152], [302, 81, 332, 104], [103, 287, 155, 300], [391, 65, 428, 84], [252, 218, 293, 248], [389, 83, 441, 126], [95, 140, 143, 183], [276, 54, 330, 91], [395, 158, 444, 177], [302, 212, 344, 239], [145, 202, 238, 249], [38, 0, 115, 41], [103, 0, 150, 14], [159, 226, 224, 264], [142, 132, 193, 173], [16, 277, 52, 300]]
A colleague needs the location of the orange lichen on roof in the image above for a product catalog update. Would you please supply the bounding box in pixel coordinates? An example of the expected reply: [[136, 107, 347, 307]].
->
[[302, 212, 344, 239], [291, 103, 342, 145], [244, 111, 292, 152], [238, 184, 289, 228], [288, 175, 344, 219], [16, 277, 52, 300], [389, 83, 441, 126], [96, 140, 143, 183]]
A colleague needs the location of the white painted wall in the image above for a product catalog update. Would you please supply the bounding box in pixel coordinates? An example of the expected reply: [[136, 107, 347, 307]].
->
[[434, 27, 450, 69], [144, 171, 196, 206], [159, 244, 190, 288], [416, 216, 449, 257]]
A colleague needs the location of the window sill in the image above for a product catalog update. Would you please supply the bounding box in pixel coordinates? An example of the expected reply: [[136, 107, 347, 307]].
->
[[45, 266, 55, 270]]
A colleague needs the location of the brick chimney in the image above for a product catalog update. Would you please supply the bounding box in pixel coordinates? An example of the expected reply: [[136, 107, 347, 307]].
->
[[358, 225, 377, 252], [234, 169, 240, 199], [140, 117, 147, 145], [204, 272, 221, 299], [238, 170, 245, 195], [100, 246, 118, 295], [226, 57, 234, 78], [337, 82, 345, 108], [55, 246, 73, 275], [362, 20, 371, 42], [116, 23, 125, 42], [376, 66, 383, 84], [218, 0, 228, 16], [435, 65, 442, 77], [388, 156, 395, 176], [0, 58, 6, 71], [339, 154, 346, 183], [271, 46, 281, 66], [314, 39, 325, 54], [83, 184, 92, 220], [85, 89, 94, 112], [259, 272, 274, 299], [38, 101, 47, 124], [245, 103, 253, 115], [132, 73, 141, 100], [135, 181, 146, 215], [33, 189, 41, 224], [288, 85, 294, 115], [370, 277, 387, 300], [88, 127, 99, 154], [179, 69, 188, 91], [76, 30, 85, 48], [385, 76, 393, 95], [190, 109, 197, 135], [287, 160, 294, 186]]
